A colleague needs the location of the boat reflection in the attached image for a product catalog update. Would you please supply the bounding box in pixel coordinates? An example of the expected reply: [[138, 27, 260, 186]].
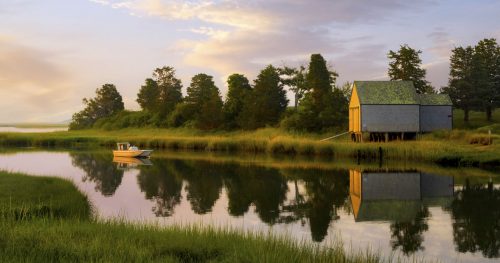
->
[[113, 156, 153, 170]]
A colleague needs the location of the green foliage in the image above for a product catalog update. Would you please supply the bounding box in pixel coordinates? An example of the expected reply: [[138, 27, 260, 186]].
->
[[278, 65, 308, 109], [223, 74, 252, 129], [69, 84, 124, 130], [185, 74, 224, 130], [442, 46, 477, 122], [388, 44, 434, 94], [286, 54, 348, 132], [168, 103, 196, 128], [153, 66, 183, 117], [136, 78, 160, 112], [239, 65, 288, 129], [443, 39, 500, 122], [307, 54, 333, 110], [93, 110, 155, 130], [473, 38, 500, 120]]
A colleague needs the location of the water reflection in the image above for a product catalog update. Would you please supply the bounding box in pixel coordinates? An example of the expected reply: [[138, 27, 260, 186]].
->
[[448, 179, 500, 258], [136, 161, 183, 217], [71, 152, 124, 196], [349, 170, 454, 255], [1, 150, 497, 261]]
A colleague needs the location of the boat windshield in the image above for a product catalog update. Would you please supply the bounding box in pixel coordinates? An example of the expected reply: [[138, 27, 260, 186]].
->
[[117, 143, 130, 150]]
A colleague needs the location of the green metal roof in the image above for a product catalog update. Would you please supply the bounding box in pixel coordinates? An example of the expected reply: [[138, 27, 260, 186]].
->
[[419, 94, 453, 106], [353, 81, 419, 105]]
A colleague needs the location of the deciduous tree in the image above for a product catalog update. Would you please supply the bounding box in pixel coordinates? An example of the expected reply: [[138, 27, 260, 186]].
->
[[69, 84, 124, 130], [136, 78, 160, 112], [223, 74, 252, 129], [238, 65, 288, 129], [153, 66, 183, 117], [388, 44, 434, 94]]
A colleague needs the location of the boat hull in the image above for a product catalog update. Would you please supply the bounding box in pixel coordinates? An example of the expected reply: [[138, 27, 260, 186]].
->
[[113, 150, 153, 158]]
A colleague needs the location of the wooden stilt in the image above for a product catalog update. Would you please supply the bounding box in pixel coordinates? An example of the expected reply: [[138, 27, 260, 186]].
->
[[385, 132, 388, 142]]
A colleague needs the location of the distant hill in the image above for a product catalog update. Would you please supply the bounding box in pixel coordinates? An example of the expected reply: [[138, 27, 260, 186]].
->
[[0, 123, 68, 128]]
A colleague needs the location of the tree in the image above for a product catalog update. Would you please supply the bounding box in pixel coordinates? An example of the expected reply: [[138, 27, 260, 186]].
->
[[136, 78, 160, 112], [278, 65, 308, 110], [153, 66, 183, 117], [286, 54, 347, 132], [223, 74, 252, 129], [308, 54, 333, 111], [185, 73, 224, 130], [442, 46, 476, 122], [388, 44, 434, 94], [473, 38, 500, 121], [69, 84, 124, 130], [238, 65, 288, 129]]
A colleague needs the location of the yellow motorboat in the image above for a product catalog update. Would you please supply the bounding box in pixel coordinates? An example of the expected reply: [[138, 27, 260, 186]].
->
[[113, 142, 153, 158]]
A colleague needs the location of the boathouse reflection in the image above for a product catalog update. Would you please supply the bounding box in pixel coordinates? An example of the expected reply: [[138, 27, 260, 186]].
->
[[349, 169, 454, 255]]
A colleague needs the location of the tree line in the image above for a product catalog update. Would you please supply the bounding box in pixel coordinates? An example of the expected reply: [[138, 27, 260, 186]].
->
[[443, 38, 500, 122], [69, 39, 499, 131], [70, 53, 350, 131]]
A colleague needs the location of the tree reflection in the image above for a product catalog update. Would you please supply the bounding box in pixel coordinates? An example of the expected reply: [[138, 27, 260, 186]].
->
[[279, 168, 350, 242], [224, 166, 288, 224], [180, 160, 224, 214], [137, 161, 183, 217], [303, 170, 349, 242], [448, 180, 500, 258], [390, 206, 430, 255], [70, 152, 124, 196]]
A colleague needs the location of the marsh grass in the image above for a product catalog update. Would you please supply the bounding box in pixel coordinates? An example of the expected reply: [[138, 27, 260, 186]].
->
[[1, 109, 500, 168], [0, 171, 404, 263], [1, 127, 499, 168]]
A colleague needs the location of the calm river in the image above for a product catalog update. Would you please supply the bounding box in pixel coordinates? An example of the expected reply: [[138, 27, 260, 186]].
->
[[0, 149, 498, 263]]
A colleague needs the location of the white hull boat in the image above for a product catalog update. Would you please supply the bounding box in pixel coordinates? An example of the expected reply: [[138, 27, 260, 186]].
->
[[112, 142, 153, 158]]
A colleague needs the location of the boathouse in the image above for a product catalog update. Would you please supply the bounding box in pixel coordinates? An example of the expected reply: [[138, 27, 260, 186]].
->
[[349, 81, 452, 142], [419, 94, 453, 132]]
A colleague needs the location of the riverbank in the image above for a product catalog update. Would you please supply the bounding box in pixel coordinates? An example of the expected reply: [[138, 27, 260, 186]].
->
[[1, 171, 389, 262], [1, 127, 499, 168]]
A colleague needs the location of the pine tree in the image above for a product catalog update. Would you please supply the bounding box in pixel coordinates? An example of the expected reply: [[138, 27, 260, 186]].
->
[[307, 54, 332, 111]]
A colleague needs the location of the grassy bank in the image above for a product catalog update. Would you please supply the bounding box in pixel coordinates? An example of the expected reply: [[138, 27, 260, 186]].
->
[[0, 171, 387, 262], [1, 126, 499, 168]]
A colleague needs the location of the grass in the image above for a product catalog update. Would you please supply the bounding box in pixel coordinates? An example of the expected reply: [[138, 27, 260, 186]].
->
[[0, 110, 499, 168], [0, 172, 91, 220], [1, 127, 499, 168], [452, 109, 500, 129], [0, 171, 392, 262]]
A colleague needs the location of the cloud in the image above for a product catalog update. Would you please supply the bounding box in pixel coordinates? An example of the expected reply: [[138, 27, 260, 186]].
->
[[0, 38, 74, 122], [88, 0, 439, 98]]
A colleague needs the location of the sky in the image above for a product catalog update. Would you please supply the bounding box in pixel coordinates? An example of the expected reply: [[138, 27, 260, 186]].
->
[[1, 0, 500, 123]]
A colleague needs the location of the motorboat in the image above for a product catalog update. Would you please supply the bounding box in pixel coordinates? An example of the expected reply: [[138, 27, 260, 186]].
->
[[112, 142, 153, 158]]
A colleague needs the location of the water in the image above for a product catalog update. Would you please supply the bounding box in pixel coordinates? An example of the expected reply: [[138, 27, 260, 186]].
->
[[0, 126, 67, 133], [0, 149, 498, 262]]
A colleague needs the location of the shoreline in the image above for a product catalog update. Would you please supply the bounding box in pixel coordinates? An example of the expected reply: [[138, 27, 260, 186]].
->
[[0, 128, 499, 169], [0, 171, 386, 263]]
